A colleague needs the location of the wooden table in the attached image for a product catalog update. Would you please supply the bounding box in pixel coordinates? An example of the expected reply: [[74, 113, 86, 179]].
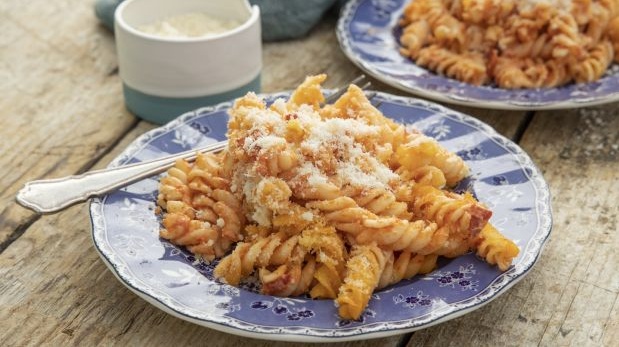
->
[[1, 2, 617, 346]]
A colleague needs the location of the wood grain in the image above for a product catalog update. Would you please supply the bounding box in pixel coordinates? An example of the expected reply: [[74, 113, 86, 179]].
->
[[0, 4, 136, 247], [406, 106, 619, 347]]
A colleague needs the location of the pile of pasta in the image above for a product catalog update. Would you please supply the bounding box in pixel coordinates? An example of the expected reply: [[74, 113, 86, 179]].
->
[[399, 0, 619, 88], [156, 75, 519, 320]]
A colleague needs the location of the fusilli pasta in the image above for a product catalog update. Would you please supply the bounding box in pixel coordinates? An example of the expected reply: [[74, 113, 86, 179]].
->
[[396, 131, 469, 187], [336, 244, 386, 320], [474, 223, 520, 271], [378, 252, 438, 289], [156, 75, 519, 320], [399, 0, 619, 88]]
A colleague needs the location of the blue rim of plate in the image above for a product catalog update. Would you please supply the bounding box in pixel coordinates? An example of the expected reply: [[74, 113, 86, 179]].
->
[[89, 91, 552, 342], [337, 0, 619, 110]]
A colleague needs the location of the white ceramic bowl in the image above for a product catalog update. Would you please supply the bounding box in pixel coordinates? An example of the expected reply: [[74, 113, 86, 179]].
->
[[115, 0, 261, 124]]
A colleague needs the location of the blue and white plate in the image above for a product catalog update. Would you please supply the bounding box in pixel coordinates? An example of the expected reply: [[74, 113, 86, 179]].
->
[[337, 0, 619, 110], [90, 92, 552, 342]]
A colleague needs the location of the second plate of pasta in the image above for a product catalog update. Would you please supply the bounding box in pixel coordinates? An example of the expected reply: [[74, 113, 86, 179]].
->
[[90, 87, 551, 342], [337, 0, 619, 110]]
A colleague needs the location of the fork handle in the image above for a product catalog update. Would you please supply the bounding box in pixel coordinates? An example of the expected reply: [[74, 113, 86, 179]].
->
[[16, 141, 228, 214]]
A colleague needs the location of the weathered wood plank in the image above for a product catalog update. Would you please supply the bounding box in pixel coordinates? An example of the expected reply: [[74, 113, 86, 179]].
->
[[0, 4, 136, 247], [528, 107, 618, 347], [406, 105, 619, 347], [604, 294, 619, 346]]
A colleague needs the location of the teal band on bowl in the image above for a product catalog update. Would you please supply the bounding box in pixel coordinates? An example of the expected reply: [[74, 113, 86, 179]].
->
[[123, 74, 261, 124]]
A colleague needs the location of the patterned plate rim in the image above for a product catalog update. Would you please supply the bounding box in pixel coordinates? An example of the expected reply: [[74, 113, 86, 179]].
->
[[336, 0, 619, 111], [89, 91, 552, 342]]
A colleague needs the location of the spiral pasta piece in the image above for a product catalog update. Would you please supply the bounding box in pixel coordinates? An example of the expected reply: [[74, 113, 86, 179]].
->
[[402, 0, 447, 26], [548, 13, 586, 59], [357, 219, 449, 255], [541, 59, 571, 88], [253, 147, 299, 177], [288, 74, 327, 110], [213, 231, 305, 285], [395, 181, 417, 204], [305, 197, 376, 237], [490, 56, 572, 89], [287, 174, 340, 201], [460, 0, 515, 25], [474, 223, 520, 271], [342, 186, 411, 219], [416, 45, 488, 85], [157, 159, 192, 208], [490, 57, 534, 89], [411, 185, 492, 238], [310, 263, 342, 299], [570, 0, 592, 25], [160, 211, 231, 262], [188, 152, 228, 191], [321, 85, 401, 133], [396, 132, 469, 187], [157, 156, 243, 260], [336, 244, 386, 320], [299, 225, 346, 299], [570, 40, 614, 83], [396, 165, 447, 189], [606, 16, 619, 61], [308, 196, 449, 254], [584, 1, 612, 44], [259, 255, 316, 297], [601, 0, 619, 18], [499, 33, 551, 59], [378, 252, 438, 289], [432, 13, 465, 47], [400, 20, 430, 58], [188, 153, 245, 242]]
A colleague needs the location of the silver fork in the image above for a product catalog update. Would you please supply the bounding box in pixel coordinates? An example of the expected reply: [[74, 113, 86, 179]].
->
[[17, 75, 377, 214]]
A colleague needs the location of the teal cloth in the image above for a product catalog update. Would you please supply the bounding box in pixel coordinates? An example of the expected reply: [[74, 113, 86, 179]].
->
[[95, 0, 338, 41]]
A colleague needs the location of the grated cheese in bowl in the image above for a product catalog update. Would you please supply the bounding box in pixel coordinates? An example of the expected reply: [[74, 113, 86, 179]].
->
[[137, 12, 242, 38]]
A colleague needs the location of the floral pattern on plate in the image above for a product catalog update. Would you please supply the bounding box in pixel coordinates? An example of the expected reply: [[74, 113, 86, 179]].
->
[[337, 0, 619, 110], [90, 91, 552, 342]]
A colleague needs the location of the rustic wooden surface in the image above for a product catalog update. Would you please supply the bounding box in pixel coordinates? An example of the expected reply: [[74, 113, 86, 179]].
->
[[0, 1, 617, 346]]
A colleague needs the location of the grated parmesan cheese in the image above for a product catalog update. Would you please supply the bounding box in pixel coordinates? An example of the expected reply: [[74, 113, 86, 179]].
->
[[216, 218, 225, 228], [233, 92, 403, 223], [301, 211, 314, 221], [363, 155, 399, 185], [336, 162, 387, 189], [137, 12, 242, 39], [518, 0, 572, 12], [251, 206, 271, 227], [244, 135, 286, 153], [317, 251, 328, 263], [296, 162, 329, 186], [270, 98, 288, 114], [245, 108, 286, 130]]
